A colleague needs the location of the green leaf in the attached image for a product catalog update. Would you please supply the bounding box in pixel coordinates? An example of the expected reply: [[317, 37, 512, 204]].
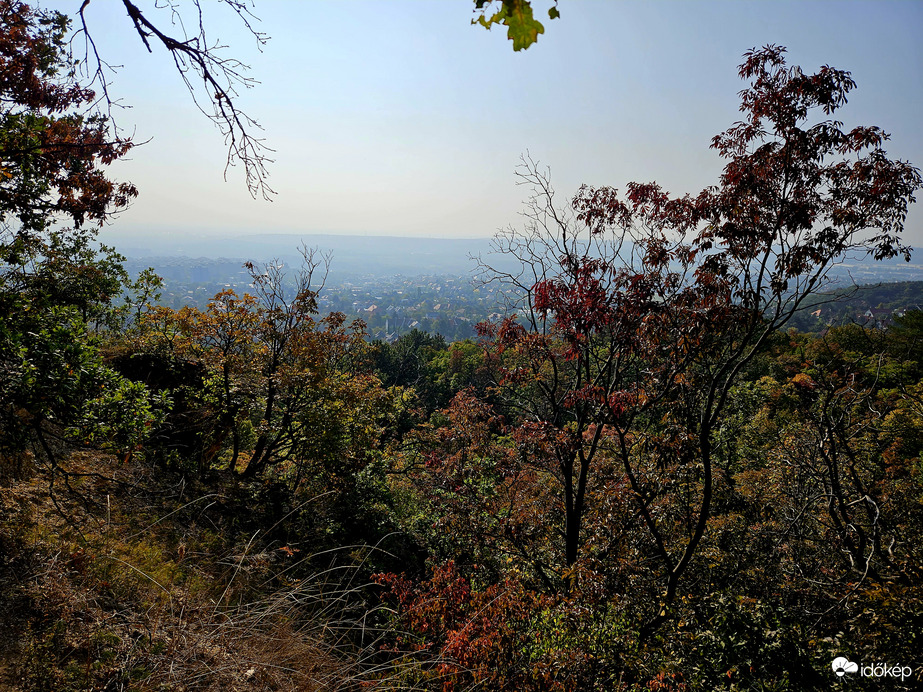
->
[[475, 10, 503, 30], [503, 0, 544, 51]]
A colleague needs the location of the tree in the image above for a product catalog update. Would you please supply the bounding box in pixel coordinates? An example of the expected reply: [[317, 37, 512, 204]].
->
[[237, 249, 382, 484], [0, 227, 170, 479], [0, 0, 136, 238], [474, 45, 921, 626], [374, 329, 449, 412], [130, 248, 388, 487], [0, 1, 162, 468], [239, 246, 328, 477]]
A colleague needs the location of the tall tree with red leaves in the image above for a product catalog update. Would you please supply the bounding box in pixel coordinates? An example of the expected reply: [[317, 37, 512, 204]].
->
[[475, 46, 921, 629]]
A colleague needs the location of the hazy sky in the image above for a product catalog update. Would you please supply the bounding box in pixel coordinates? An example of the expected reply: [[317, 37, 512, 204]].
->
[[56, 1, 923, 241]]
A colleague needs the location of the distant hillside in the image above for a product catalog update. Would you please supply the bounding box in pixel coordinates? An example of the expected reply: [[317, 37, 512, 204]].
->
[[789, 280, 923, 331], [106, 231, 923, 337], [104, 230, 923, 283], [102, 231, 522, 281]]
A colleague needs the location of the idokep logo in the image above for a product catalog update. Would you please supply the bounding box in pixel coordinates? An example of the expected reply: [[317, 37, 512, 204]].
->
[[832, 657, 858, 677], [832, 656, 914, 681]]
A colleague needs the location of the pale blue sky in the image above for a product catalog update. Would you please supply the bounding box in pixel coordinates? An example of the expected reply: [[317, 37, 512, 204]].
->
[[52, 1, 923, 241]]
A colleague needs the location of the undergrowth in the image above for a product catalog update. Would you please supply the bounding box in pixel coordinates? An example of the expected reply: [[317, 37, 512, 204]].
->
[[0, 449, 421, 691]]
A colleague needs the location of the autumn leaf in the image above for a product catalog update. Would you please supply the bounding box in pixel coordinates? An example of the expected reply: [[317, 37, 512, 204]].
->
[[474, 0, 546, 51]]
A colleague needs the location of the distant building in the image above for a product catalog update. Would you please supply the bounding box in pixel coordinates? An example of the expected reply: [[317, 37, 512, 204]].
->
[[862, 307, 893, 327]]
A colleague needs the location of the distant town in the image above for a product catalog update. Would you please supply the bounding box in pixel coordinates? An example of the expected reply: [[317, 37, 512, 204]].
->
[[118, 245, 923, 342]]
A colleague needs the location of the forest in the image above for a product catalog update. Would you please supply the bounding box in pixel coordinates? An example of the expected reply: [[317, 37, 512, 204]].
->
[[1, 1, 922, 690]]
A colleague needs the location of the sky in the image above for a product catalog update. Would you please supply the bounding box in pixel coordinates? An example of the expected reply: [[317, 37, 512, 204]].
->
[[47, 0, 923, 242]]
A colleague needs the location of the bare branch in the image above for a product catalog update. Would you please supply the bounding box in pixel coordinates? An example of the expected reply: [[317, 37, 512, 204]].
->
[[76, 0, 274, 199]]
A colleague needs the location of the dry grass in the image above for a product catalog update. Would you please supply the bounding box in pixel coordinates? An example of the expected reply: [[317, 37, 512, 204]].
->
[[0, 448, 429, 691]]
